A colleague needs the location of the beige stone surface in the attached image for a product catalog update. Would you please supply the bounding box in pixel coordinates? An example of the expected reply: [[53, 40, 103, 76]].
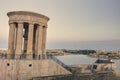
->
[[0, 59, 71, 80]]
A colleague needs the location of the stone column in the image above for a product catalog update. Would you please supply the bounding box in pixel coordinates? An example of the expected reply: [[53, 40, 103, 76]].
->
[[35, 26, 38, 57], [14, 25, 17, 51], [42, 26, 47, 59], [27, 23, 34, 59], [37, 25, 43, 59], [7, 23, 16, 58], [15, 22, 23, 59]]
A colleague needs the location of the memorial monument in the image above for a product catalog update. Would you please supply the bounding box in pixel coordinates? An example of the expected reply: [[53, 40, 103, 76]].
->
[[7, 11, 49, 59], [0, 11, 71, 80]]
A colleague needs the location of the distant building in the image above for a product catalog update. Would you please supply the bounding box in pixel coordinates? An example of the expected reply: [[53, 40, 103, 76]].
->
[[91, 59, 116, 72]]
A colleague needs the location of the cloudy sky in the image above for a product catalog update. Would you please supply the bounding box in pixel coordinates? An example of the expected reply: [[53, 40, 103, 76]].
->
[[0, 0, 120, 50]]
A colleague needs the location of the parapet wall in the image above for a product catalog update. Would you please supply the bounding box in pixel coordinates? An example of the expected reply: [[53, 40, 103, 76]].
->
[[0, 59, 71, 80]]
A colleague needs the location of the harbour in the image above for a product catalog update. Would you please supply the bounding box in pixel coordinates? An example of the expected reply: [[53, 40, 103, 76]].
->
[[0, 0, 120, 80], [56, 54, 120, 69]]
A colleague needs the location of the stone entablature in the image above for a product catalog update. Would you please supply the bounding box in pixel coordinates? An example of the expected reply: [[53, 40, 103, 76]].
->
[[7, 11, 49, 20], [7, 11, 49, 25]]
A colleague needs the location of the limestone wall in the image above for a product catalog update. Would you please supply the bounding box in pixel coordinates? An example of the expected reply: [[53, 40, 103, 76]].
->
[[0, 59, 71, 80]]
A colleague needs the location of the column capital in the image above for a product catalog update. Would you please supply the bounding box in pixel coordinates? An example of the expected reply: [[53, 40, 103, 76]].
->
[[41, 25, 48, 28], [8, 21, 17, 25], [9, 22, 14, 25], [8, 21, 14, 24], [9, 22, 16, 27], [43, 26, 47, 28], [38, 23, 47, 28]]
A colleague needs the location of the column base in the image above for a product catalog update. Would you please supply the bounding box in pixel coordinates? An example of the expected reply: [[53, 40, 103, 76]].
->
[[42, 54, 47, 59], [36, 54, 47, 59], [15, 54, 21, 59], [7, 55, 11, 59], [26, 54, 33, 59], [36, 55, 42, 60], [7, 50, 13, 59]]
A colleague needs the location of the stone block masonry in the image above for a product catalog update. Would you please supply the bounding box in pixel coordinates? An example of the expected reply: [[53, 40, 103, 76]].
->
[[0, 59, 71, 80]]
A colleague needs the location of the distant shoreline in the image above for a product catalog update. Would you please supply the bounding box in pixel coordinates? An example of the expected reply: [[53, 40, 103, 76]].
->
[[47, 49, 120, 59]]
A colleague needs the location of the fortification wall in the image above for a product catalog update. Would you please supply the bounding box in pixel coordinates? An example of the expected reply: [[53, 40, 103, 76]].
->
[[0, 59, 71, 80]]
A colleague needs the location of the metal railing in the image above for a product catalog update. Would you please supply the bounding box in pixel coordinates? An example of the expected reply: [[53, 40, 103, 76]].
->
[[0, 54, 47, 60], [47, 54, 72, 72]]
